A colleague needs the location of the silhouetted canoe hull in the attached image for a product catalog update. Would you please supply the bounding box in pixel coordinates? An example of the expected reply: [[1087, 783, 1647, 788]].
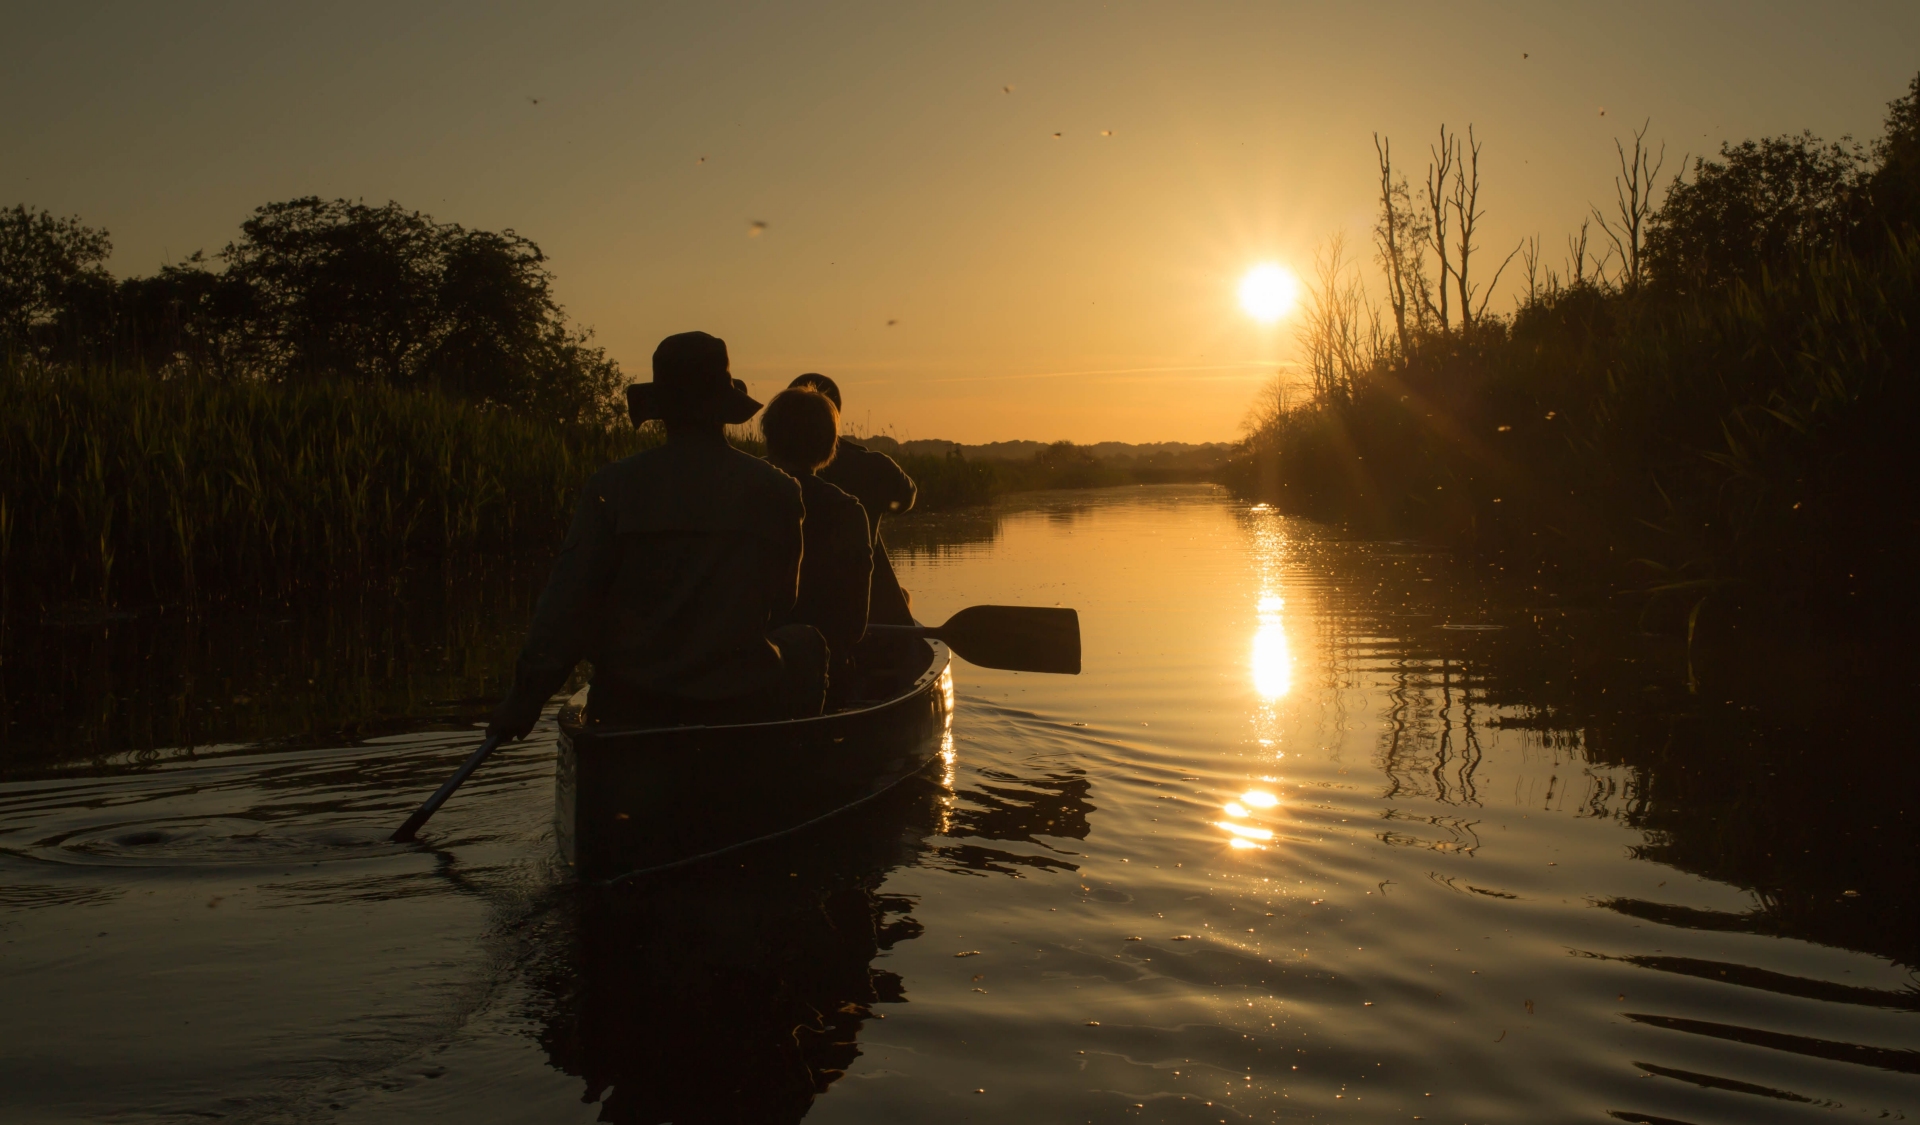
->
[[554, 639, 953, 882]]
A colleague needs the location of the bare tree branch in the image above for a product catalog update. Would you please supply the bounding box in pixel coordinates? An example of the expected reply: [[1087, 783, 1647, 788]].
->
[[1474, 240, 1525, 322], [1451, 126, 1487, 329], [1591, 118, 1667, 289], [1520, 234, 1543, 305], [1424, 126, 1456, 332]]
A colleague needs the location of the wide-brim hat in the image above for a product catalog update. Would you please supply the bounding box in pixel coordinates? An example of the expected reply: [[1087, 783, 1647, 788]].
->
[[627, 331, 763, 427]]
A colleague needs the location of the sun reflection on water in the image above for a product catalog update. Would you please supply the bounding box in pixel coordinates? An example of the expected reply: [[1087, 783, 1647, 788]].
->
[[936, 668, 957, 835], [1235, 507, 1293, 853], [1217, 788, 1282, 850], [1252, 600, 1292, 701]]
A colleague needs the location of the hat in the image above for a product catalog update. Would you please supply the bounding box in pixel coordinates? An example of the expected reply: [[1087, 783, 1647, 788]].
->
[[627, 332, 763, 426]]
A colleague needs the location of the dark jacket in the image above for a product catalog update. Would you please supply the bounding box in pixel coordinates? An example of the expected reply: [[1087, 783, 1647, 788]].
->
[[782, 474, 872, 655], [507, 430, 803, 706], [820, 439, 917, 624]]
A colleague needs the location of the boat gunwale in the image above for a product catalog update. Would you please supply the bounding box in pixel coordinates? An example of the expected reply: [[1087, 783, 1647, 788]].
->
[[559, 639, 953, 885], [561, 639, 950, 745]]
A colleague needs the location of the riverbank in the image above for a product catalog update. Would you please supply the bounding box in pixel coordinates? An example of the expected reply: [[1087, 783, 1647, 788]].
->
[[1221, 236, 1920, 630], [1223, 75, 1920, 632], [1, 364, 654, 612], [3, 364, 1222, 615], [886, 439, 1222, 509]]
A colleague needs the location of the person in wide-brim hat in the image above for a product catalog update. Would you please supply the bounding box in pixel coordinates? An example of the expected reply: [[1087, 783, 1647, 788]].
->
[[489, 330, 827, 744], [627, 331, 763, 426]]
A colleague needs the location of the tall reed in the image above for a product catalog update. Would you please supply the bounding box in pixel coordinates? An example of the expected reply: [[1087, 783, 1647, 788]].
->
[[1223, 236, 1920, 623], [4, 365, 655, 608]]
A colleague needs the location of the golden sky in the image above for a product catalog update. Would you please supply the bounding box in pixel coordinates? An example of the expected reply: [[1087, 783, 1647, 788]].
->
[[6, 2, 1917, 442]]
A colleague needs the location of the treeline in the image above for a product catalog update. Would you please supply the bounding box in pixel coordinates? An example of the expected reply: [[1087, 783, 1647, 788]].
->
[[1223, 72, 1920, 626], [1, 197, 622, 424], [884, 439, 1220, 509]]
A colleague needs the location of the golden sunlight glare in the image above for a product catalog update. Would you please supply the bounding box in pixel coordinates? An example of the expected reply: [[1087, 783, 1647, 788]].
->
[[1252, 588, 1293, 700], [1238, 264, 1300, 323]]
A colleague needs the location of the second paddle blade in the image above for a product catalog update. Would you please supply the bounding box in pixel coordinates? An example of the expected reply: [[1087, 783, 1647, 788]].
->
[[938, 605, 1081, 675]]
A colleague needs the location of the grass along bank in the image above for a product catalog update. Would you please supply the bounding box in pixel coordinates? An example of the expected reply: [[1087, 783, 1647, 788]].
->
[[6, 364, 1220, 616], [3, 364, 653, 613], [1224, 77, 1920, 628], [1224, 236, 1920, 625]]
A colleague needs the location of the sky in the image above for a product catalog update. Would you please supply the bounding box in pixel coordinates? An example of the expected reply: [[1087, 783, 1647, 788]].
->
[[5, 1, 1918, 443]]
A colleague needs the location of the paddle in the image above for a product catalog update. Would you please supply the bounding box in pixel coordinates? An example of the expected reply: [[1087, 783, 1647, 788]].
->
[[391, 605, 1078, 840], [867, 605, 1081, 674], [391, 733, 504, 843]]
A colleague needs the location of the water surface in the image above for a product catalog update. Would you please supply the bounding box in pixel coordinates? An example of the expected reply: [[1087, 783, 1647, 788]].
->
[[2, 484, 1915, 1123]]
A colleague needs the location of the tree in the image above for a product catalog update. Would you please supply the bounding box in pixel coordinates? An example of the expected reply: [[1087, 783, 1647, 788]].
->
[[1423, 127, 1457, 332], [1, 197, 623, 423], [113, 255, 259, 378], [1373, 134, 1432, 355], [1866, 70, 1920, 235], [220, 197, 622, 423], [1644, 131, 1864, 292], [1448, 125, 1521, 330], [1296, 235, 1379, 404], [224, 198, 455, 386], [1593, 121, 1668, 290], [0, 205, 113, 363]]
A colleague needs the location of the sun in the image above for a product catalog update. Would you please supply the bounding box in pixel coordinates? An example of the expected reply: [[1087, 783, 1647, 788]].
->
[[1238, 264, 1301, 323]]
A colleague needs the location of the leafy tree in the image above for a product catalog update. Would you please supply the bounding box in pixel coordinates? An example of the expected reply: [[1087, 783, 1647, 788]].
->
[[220, 198, 622, 423], [1866, 71, 1920, 235], [1, 196, 623, 424], [1645, 132, 1866, 292], [113, 255, 259, 378], [0, 205, 113, 363]]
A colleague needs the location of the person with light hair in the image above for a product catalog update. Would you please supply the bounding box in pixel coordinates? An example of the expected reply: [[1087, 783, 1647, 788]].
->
[[759, 386, 873, 688], [787, 372, 917, 624]]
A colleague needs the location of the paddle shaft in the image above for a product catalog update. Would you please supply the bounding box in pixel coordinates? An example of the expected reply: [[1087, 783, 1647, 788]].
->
[[391, 733, 504, 842]]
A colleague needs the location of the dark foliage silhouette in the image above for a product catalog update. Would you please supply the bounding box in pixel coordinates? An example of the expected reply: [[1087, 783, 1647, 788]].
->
[[0, 197, 621, 425]]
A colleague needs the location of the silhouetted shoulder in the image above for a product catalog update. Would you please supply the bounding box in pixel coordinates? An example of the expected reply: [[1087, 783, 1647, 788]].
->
[[594, 438, 799, 536]]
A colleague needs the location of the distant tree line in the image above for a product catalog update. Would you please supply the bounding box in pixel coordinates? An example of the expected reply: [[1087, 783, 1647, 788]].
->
[[0, 197, 621, 424], [1229, 71, 1920, 627]]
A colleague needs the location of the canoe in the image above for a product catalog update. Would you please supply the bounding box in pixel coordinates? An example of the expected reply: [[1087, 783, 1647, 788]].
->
[[554, 637, 954, 882]]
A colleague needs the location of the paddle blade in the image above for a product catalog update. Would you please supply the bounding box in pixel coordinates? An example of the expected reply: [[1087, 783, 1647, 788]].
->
[[937, 605, 1081, 674]]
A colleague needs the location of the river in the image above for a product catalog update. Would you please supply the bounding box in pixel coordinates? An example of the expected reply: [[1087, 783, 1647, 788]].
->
[[1, 483, 1914, 1123]]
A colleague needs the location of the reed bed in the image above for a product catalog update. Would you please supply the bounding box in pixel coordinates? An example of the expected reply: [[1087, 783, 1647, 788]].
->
[[1222, 236, 1920, 623], [2, 365, 655, 610]]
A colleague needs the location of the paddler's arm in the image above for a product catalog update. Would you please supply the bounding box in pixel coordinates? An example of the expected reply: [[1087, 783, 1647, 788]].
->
[[488, 473, 620, 741], [868, 448, 917, 516]]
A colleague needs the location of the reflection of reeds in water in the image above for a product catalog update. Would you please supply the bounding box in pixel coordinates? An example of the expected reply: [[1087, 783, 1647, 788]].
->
[[1375, 653, 1487, 807], [883, 506, 1006, 562], [1298, 528, 1920, 967], [0, 558, 557, 768]]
